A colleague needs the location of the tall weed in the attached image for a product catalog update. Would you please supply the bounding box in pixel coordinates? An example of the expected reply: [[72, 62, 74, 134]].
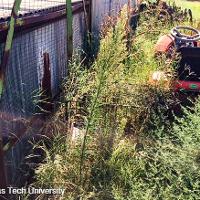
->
[[33, 4, 200, 200]]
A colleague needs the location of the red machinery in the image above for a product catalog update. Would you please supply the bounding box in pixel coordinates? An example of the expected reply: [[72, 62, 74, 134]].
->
[[152, 26, 200, 92]]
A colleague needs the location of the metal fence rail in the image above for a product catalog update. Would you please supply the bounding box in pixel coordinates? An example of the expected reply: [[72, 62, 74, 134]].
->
[[0, 0, 83, 18]]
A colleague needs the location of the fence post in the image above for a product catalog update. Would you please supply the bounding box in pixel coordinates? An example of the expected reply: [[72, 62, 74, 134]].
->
[[0, 0, 22, 189], [66, 0, 73, 61], [0, 0, 22, 99]]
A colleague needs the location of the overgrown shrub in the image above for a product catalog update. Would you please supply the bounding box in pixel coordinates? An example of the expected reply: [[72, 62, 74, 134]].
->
[[109, 131, 200, 199], [33, 3, 200, 200]]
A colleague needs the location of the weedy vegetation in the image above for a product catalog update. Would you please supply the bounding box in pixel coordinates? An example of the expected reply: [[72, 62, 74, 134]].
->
[[31, 2, 200, 200], [168, 0, 200, 19]]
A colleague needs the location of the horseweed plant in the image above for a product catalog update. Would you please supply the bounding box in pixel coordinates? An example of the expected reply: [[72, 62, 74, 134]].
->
[[33, 4, 200, 200]]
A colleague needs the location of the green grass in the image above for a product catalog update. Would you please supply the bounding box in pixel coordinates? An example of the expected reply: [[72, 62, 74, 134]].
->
[[169, 0, 200, 19]]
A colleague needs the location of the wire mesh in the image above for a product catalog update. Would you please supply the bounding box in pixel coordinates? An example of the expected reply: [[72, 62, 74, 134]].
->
[[0, 0, 87, 117], [0, 0, 72, 18], [0, 0, 88, 185]]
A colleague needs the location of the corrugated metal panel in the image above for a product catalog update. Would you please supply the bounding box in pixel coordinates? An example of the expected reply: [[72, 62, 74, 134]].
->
[[92, 0, 138, 34], [0, 10, 87, 185], [0, 31, 39, 118], [33, 19, 67, 98], [73, 11, 86, 52], [0, 11, 86, 119]]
